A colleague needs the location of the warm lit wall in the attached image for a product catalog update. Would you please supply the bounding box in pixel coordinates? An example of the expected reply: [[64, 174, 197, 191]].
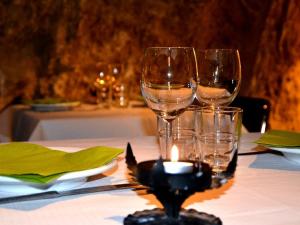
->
[[0, 0, 299, 131], [247, 0, 300, 131]]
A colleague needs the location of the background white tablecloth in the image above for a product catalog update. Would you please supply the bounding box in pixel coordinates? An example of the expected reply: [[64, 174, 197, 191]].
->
[[0, 133, 300, 225], [11, 105, 157, 141], [4, 104, 248, 142]]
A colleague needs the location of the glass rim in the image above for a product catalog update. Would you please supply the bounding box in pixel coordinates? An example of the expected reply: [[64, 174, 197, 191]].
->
[[198, 106, 243, 113], [198, 48, 239, 52]]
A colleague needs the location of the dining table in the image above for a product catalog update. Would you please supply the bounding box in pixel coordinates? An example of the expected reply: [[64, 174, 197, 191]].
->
[[11, 104, 157, 141], [0, 132, 300, 225]]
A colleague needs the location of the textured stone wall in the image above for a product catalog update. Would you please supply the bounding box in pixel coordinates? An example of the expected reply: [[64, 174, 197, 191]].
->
[[247, 0, 300, 131], [1, 0, 300, 131]]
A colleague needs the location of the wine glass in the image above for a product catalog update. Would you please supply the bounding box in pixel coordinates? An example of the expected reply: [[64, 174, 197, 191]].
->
[[93, 62, 112, 108], [141, 47, 198, 159], [195, 49, 241, 174], [196, 49, 241, 106]]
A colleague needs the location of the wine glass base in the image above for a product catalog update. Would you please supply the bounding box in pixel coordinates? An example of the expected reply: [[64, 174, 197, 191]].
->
[[124, 208, 222, 225]]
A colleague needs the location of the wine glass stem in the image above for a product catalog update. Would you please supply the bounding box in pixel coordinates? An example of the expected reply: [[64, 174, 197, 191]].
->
[[166, 120, 173, 160]]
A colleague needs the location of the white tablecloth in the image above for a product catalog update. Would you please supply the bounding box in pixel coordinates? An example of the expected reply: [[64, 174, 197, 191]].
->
[[12, 105, 157, 141], [1, 133, 300, 225]]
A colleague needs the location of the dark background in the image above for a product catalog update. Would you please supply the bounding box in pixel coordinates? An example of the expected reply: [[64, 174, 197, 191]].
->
[[0, 0, 299, 131]]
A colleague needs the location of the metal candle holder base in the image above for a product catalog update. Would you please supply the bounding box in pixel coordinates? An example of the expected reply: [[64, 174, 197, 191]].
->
[[124, 208, 222, 225], [124, 144, 238, 225]]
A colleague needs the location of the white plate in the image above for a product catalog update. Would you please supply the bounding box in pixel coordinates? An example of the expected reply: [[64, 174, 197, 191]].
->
[[31, 102, 80, 112], [0, 147, 118, 194], [270, 147, 300, 163]]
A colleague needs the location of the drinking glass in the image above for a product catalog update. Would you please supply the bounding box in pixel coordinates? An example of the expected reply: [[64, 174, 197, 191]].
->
[[197, 106, 242, 176], [141, 47, 198, 159], [196, 49, 241, 106], [157, 106, 199, 160]]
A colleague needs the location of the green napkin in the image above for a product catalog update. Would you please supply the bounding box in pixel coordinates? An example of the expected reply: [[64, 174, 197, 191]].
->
[[0, 143, 123, 183], [8, 173, 64, 184], [255, 130, 300, 148]]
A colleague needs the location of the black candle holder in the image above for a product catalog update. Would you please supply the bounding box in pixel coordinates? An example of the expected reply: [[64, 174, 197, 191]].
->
[[124, 143, 238, 225]]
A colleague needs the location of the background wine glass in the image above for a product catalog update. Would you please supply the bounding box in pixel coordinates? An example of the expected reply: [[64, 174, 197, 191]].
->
[[141, 47, 198, 159], [93, 62, 112, 108], [195, 49, 241, 107]]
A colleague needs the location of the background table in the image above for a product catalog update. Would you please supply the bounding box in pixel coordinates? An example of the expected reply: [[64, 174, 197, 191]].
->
[[9, 104, 248, 142], [1, 133, 300, 225], [12, 105, 157, 141]]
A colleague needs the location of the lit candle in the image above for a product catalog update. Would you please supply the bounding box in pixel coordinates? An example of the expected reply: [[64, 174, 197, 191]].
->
[[163, 145, 193, 174]]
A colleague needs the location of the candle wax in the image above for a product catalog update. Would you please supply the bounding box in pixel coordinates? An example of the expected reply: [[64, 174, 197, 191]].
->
[[163, 161, 193, 174]]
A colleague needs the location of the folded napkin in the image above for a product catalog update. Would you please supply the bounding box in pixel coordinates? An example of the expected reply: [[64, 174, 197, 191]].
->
[[255, 130, 300, 148], [0, 143, 123, 183]]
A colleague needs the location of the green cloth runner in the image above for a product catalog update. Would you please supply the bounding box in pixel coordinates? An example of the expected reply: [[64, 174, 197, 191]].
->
[[255, 130, 300, 148], [0, 143, 123, 183]]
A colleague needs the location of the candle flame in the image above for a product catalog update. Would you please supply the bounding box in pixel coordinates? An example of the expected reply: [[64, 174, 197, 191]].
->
[[171, 145, 179, 162]]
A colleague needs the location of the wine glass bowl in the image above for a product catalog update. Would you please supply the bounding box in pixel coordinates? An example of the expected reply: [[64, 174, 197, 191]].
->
[[196, 49, 241, 106], [141, 47, 198, 122]]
